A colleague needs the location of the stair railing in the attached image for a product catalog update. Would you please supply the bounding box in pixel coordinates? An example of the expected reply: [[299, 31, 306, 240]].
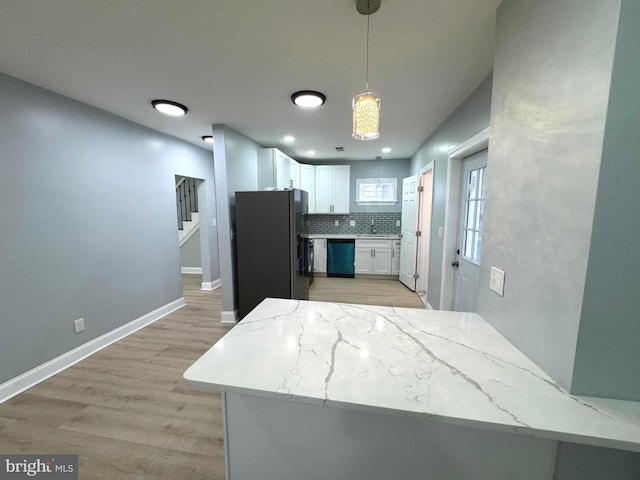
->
[[176, 177, 199, 230]]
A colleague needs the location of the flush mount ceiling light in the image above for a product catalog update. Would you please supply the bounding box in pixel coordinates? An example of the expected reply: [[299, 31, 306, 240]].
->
[[291, 91, 326, 108], [382, 147, 391, 153], [352, 0, 381, 141], [151, 99, 188, 116], [201, 135, 213, 144], [283, 135, 295, 143], [307, 150, 316, 156]]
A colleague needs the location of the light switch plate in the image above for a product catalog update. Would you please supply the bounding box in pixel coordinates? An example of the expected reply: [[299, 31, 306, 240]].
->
[[349, 220, 356, 227], [74, 318, 85, 334], [489, 267, 505, 296], [438, 226, 443, 238]]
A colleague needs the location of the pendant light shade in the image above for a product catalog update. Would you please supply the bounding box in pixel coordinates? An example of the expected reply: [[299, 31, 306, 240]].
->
[[352, 91, 380, 141]]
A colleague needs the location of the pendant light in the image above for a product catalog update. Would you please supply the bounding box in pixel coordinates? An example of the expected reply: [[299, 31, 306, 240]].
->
[[352, 0, 381, 141]]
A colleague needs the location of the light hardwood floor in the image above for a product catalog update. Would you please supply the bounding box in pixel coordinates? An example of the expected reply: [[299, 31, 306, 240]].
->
[[309, 276, 424, 309], [0, 275, 423, 479]]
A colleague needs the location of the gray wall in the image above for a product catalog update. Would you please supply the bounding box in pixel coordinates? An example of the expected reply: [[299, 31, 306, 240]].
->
[[213, 124, 261, 318], [409, 74, 493, 309], [571, 0, 640, 400], [349, 159, 410, 214], [0, 73, 218, 384], [180, 230, 202, 269], [477, 0, 620, 392]]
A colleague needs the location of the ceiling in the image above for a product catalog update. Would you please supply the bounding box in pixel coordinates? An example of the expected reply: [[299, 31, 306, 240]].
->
[[0, 0, 501, 161]]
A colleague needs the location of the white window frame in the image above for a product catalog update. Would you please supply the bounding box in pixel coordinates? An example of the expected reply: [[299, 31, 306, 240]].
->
[[355, 177, 398, 205]]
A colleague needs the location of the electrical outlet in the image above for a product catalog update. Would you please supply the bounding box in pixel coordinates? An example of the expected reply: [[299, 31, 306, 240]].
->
[[212, 218, 217, 227], [74, 318, 85, 334], [489, 267, 505, 296], [349, 220, 356, 227], [334, 220, 339, 226], [438, 226, 443, 238], [396, 220, 401, 227]]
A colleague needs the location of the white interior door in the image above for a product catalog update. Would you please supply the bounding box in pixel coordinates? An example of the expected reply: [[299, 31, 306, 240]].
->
[[416, 169, 433, 297], [452, 150, 488, 312], [399, 175, 419, 290]]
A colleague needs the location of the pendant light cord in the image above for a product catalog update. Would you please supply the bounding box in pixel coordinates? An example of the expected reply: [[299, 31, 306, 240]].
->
[[365, 2, 370, 91]]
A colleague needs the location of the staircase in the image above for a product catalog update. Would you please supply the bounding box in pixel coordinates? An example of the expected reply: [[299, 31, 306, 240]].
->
[[176, 177, 199, 246]]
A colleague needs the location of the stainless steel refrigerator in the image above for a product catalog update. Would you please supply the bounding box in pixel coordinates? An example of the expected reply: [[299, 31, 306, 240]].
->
[[235, 189, 309, 319]]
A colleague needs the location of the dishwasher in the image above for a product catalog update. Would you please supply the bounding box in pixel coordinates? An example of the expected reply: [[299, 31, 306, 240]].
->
[[327, 239, 355, 278]]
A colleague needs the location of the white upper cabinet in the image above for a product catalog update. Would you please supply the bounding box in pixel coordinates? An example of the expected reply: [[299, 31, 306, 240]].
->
[[292, 160, 301, 189], [315, 165, 350, 214], [300, 164, 316, 213], [275, 152, 290, 189], [333, 165, 350, 213], [257, 148, 300, 190]]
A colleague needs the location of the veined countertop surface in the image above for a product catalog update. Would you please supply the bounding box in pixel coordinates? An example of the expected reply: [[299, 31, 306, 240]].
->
[[308, 234, 400, 240], [183, 298, 640, 452]]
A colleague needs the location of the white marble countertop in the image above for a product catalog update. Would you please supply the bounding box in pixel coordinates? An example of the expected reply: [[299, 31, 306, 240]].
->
[[308, 234, 400, 240], [184, 298, 640, 452]]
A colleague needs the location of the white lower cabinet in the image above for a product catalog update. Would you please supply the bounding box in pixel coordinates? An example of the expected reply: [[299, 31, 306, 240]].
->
[[354, 239, 397, 276], [354, 247, 375, 274], [391, 248, 401, 275], [314, 238, 327, 274], [391, 239, 401, 275]]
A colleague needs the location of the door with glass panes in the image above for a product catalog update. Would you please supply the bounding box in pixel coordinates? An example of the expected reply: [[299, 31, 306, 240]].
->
[[452, 150, 487, 312]]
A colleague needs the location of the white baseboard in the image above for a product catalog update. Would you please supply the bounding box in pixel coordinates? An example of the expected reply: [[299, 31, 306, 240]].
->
[[201, 278, 221, 291], [221, 310, 238, 324], [0, 297, 186, 405], [181, 267, 203, 275]]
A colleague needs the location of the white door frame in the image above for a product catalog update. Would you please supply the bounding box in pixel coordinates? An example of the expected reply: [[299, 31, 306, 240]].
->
[[439, 127, 490, 311], [416, 162, 434, 304]]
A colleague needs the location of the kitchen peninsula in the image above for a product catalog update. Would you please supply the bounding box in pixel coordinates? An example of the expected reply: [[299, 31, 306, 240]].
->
[[184, 299, 640, 480]]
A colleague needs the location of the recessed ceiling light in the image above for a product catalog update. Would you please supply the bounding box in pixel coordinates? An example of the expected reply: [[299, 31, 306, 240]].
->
[[201, 135, 213, 144], [291, 91, 326, 108], [382, 147, 391, 153], [283, 135, 295, 142], [151, 99, 188, 116], [307, 150, 316, 156]]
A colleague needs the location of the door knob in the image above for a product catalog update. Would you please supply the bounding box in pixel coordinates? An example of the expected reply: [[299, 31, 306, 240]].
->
[[451, 260, 459, 268]]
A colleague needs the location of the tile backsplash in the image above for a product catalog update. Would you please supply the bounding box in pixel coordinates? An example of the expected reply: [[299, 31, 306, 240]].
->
[[307, 212, 401, 235]]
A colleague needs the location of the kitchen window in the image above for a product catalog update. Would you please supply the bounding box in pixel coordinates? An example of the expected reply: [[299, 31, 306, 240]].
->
[[355, 178, 397, 205]]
